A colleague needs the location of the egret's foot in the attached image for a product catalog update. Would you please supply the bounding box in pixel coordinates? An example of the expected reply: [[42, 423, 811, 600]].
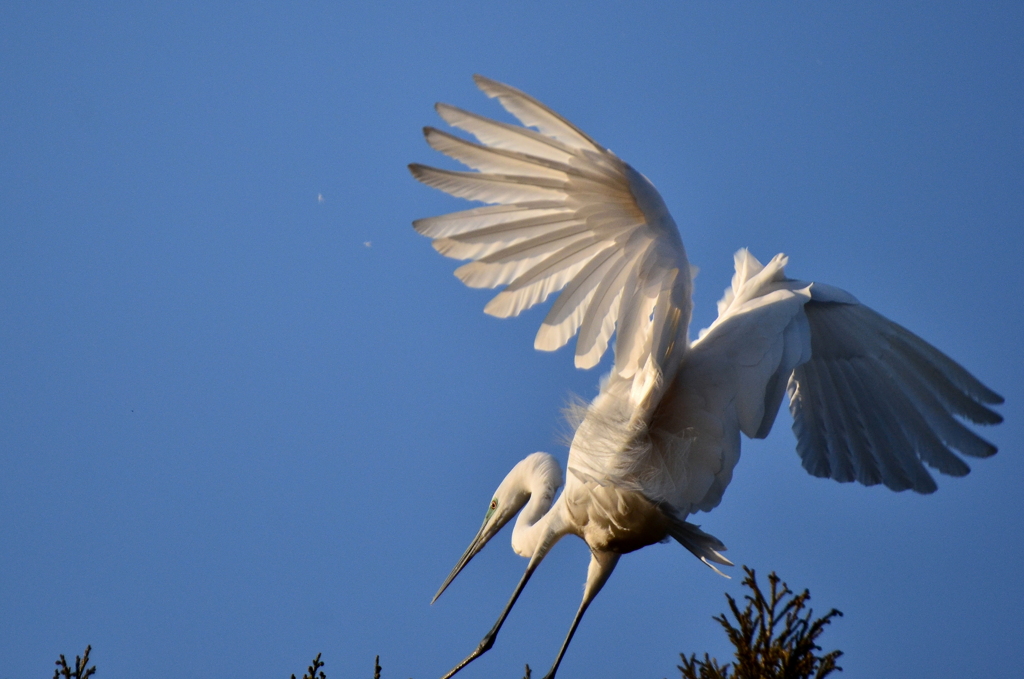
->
[[477, 628, 497, 652], [439, 630, 499, 679], [539, 659, 563, 679]]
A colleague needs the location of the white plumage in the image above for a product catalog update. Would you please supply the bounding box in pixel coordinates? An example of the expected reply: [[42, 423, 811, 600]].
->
[[410, 76, 1002, 679]]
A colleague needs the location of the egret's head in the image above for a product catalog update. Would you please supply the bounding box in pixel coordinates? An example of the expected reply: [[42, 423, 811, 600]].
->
[[432, 452, 561, 604]]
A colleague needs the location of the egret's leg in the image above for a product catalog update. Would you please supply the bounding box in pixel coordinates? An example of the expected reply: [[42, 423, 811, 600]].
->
[[540, 550, 620, 679], [439, 556, 542, 679]]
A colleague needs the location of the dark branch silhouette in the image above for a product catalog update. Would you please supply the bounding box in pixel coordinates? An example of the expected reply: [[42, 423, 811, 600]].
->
[[53, 645, 96, 679], [678, 567, 843, 679]]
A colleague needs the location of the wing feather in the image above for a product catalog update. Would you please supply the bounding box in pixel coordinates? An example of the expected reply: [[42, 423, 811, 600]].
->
[[430, 214, 584, 260], [886, 352, 996, 458], [845, 362, 921, 491], [413, 204, 569, 239], [796, 360, 860, 483], [789, 362, 835, 480], [473, 74, 605, 152], [454, 228, 593, 289], [884, 318, 1004, 406], [888, 331, 1003, 424], [435, 103, 593, 172], [424, 127, 569, 180], [572, 245, 644, 366], [408, 164, 565, 204], [816, 361, 867, 483], [484, 240, 612, 318], [534, 247, 622, 351]]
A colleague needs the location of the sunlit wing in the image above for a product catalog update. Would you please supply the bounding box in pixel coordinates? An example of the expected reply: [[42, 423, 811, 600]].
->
[[643, 250, 1003, 516], [409, 75, 692, 386]]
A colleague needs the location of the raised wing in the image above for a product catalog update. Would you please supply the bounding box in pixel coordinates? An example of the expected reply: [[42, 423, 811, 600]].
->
[[788, 289, 1003, 493], [409, 76, 692, 386], [642, 250, 1003, 517]]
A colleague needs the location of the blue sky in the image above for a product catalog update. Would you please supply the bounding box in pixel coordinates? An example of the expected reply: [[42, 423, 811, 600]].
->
[[1, 3, 1021, 678]]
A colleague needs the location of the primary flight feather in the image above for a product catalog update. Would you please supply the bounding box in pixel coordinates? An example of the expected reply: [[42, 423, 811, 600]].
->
[[409, 75, 1003, 679]]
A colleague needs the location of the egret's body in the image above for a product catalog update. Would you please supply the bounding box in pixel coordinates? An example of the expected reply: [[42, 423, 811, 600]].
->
[[409, 76, 1003, 679]]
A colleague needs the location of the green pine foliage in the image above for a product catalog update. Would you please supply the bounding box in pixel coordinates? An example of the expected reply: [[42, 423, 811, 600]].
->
[[678, 567, 843, 679]]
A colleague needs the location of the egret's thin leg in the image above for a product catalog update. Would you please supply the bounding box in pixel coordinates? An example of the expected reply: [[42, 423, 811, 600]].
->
[[540, 551, 620, 679], [439, 558, 541, 679]]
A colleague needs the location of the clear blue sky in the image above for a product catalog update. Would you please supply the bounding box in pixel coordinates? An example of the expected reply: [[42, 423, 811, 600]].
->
[[2, 3, 1021, 678]]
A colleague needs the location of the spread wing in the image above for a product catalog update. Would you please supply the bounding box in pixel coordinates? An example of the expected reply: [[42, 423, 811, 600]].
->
[[409, 75, 691, 388], [644, 250, 1002, 517], [788, 290, 1003, 493]]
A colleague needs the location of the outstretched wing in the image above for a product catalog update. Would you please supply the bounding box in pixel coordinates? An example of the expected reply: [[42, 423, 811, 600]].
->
[[643, 250, 1002, 516], [409, 76, 691, 386], [788, 290, 1003, 493]]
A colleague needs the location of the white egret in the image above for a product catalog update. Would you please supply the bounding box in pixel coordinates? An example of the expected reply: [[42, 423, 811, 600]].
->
[[409, 76, 1003, 679]]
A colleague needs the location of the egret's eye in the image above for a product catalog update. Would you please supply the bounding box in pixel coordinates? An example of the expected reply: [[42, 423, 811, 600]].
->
[[489, 499, 498, 511]]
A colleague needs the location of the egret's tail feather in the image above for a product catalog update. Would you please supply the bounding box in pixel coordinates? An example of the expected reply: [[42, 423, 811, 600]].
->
[[667, 519, 733, 578]]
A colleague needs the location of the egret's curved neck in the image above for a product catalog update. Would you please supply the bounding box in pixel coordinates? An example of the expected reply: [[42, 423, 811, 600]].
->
[[508, 455, 563, 557]]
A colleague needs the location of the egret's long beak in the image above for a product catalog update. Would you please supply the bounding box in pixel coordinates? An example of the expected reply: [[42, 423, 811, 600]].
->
[[432, 521, 491, 604]]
